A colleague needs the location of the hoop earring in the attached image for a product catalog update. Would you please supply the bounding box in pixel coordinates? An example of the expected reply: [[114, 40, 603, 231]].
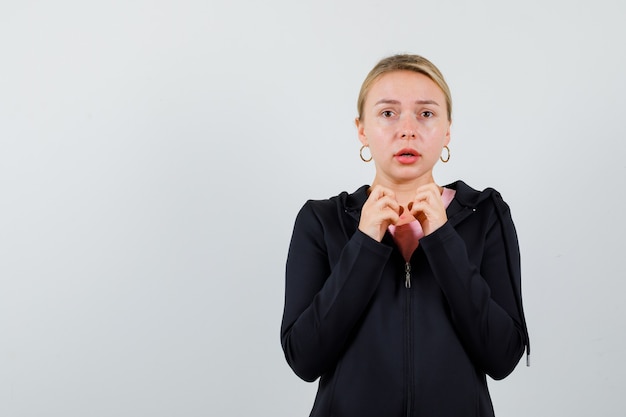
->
[[360, 145, 372, 162], [440, 145, 450, 163]]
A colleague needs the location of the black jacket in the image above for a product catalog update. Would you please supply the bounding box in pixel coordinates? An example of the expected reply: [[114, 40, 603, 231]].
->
[[281, 181, 529, 417]]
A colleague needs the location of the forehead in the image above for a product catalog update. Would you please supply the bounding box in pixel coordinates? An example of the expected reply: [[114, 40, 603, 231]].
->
[[366, 70, 444, 104]]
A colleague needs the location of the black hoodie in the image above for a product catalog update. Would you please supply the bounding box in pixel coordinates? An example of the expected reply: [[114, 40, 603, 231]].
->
[[281, 181, 529, 417]]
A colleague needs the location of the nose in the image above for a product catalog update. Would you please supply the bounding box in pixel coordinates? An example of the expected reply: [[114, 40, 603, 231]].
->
[[400, 115, 418, 139]]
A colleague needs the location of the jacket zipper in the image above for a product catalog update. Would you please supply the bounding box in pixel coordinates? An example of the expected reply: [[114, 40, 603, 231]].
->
[[405, 262, 411, 288], [404, 261, 413, 417]]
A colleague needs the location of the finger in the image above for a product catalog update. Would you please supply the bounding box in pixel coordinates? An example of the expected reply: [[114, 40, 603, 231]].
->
[[413, 188, 440, 203], [408, 197, 436, 213], [374, 196, 402, 218], [412, 186, 445, 210], [413, 184, 443, 203], [369, 194, 401, 215], [362, 197, 401, 227], [409, 198, 442, 216], [368, 185, 397, 203], [409, 199, 447, 235], [383, 206, 401, 226], [408, 200, 429, 218]]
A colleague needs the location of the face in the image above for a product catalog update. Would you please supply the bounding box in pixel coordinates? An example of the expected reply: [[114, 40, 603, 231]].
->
[[356, 70, 451, 186]]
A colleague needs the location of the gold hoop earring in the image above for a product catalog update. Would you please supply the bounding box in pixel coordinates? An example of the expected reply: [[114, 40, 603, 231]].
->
[[440, 145, 450, 163], [360, 145, 372, 162]]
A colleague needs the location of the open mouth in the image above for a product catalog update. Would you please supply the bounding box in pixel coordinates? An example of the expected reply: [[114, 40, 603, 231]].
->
[[394, 148, 420, 164], [395, 148, 420, 157]]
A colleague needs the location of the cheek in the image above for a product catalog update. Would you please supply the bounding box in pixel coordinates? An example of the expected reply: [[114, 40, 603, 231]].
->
[[425, 126, 449, 145], [368, 132, 392, 151]]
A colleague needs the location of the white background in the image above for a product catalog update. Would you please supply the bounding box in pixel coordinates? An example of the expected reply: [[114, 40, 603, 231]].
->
[[1, 0, 625, 416]]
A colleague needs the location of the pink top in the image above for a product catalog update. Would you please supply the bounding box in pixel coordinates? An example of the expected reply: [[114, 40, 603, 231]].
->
[[388, 187, 456, 262]]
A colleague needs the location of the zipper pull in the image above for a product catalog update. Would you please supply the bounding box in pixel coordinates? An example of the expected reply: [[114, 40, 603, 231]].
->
[[405, 262, 411, 289]]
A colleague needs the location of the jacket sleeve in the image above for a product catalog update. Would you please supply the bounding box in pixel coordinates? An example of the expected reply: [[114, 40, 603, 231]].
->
[[280, 201, 392, 382], [419, 193, 528, 380]]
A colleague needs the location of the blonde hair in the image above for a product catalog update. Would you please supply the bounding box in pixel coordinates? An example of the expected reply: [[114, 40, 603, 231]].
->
[[357, 54, 452, 122]]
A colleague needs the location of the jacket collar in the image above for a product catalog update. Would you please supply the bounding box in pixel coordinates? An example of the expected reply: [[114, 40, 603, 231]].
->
[[445, 180, 483, 207], [344, 185, 370, 214]]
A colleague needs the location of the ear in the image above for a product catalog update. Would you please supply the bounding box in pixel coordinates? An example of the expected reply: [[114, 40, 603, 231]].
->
[[443, 121, 451, 146], [355, 117, 368, 146]]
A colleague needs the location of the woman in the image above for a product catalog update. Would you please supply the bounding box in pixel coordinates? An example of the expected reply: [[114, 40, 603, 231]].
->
[[280, 54, 529, 417]]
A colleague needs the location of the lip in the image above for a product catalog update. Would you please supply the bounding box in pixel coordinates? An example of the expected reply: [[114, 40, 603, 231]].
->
[[394, 148, 421, 164], [394, 148, 420, 157]]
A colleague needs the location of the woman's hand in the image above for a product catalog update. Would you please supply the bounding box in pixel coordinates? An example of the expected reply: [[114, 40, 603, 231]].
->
[[408, 183, 448, 236], [358, 185, 402, 242]]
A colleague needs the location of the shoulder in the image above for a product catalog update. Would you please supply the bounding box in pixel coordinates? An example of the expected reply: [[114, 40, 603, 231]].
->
[[298, 185, 369, 217], [291, 186, 369, 243]]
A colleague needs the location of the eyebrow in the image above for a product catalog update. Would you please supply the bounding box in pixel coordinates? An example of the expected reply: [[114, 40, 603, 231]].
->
[[374, 99, 440, 106]]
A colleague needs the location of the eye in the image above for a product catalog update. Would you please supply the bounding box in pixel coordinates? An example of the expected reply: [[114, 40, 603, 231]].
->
[[421, 111, 434, 118], [381, 110, 394, 118]]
